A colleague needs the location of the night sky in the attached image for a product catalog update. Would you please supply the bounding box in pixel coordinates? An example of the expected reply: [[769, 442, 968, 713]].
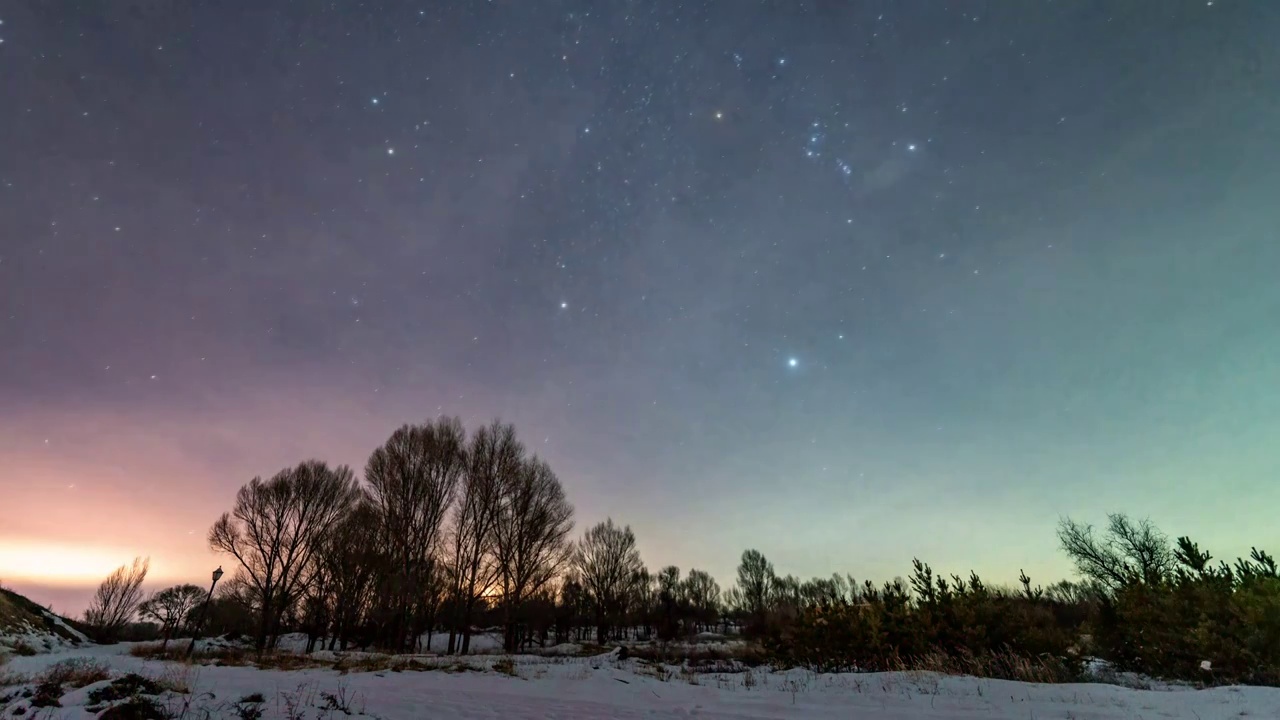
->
[[2, 1, 1278, 613]]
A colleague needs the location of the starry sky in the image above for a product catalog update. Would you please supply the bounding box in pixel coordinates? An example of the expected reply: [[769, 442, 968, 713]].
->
[[2, 1, 1279, 614]]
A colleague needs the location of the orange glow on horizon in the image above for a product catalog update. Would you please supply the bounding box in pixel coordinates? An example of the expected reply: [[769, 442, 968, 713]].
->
[[0, 540, 174, 587]]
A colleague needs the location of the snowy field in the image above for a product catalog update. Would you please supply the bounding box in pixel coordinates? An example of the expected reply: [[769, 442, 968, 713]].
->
[[3, 642, 1279, 720]]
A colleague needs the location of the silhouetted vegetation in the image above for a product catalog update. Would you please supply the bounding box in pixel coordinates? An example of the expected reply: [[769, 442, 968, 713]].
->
[[160, 415, 1277, 686], [137, 585, 205, 649], [83, 558, 150, 642], [759, 515, 1278, 686], [1061, 516, 1280, 685]]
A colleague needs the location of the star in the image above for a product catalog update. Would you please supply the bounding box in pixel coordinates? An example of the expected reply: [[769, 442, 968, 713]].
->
[[386, 147, 395, 155], [560, 301, 568, 309], [788, 358, 798, 368], [907, 144, 917, 151], [714, 110, 724, 121]]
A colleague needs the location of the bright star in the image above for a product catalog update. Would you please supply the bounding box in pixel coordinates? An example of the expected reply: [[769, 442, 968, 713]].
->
[[714, 110, 724, 120], [371, 97, 379, 105], [560, 301, 568, 309], [386, 147, 395, 155], [788, 358, 798, 368], [908, 144, 917, 151]]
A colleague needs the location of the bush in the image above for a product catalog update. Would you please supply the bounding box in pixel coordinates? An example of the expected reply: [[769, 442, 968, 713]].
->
[[235, 695, 266, 720], [31, 680, 63, 708], [1096, 570, 1280, 685], [765, 562, 1087, 680], [98, 696, 168, 720], [87, 674, 164, 705]]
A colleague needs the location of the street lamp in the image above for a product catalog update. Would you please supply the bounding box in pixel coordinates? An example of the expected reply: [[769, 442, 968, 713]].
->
[[186, 566, 224, 658]]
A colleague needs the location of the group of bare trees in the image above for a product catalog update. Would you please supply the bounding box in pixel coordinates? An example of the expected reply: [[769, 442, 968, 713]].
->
[[206, 417, 576, 653], [192, 416, 754, 654], [208, 459, 362, 651]]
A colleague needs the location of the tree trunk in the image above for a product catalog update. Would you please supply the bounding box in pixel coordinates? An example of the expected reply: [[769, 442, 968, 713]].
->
[[255, 602, 272, 653], [504, 621, 517, 653]]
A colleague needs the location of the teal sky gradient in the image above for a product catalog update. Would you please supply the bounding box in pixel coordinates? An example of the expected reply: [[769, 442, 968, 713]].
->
[[2, 2, 1278, 614]]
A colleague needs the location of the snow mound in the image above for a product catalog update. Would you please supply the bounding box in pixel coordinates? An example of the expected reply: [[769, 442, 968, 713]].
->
[[0, 587, 90, 656]]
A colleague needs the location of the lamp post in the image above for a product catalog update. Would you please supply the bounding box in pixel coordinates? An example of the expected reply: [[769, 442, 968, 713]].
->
[[186, 566, 224, 658]]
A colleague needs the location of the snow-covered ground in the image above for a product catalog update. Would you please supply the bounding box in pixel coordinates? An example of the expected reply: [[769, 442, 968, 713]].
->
[[3, 642, 1277, 719]]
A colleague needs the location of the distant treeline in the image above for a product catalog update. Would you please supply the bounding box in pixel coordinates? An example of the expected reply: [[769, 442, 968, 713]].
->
[[78, 416, 1280, 686]]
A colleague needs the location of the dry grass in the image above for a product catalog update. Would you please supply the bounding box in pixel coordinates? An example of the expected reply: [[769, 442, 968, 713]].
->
[[332, 654, 421, 675], [131, 642, 477, 677], [0, 669, 26, 689], [148, 664, 196, 694], [883, 649, 1077, 684], [130, 642, 250, 664], [130, 642, 336, 672], [38, 658, 112, 688], [627, 641, 767, 668]]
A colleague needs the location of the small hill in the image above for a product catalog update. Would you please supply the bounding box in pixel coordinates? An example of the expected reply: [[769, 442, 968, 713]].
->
[[0, 585, 92, 655]]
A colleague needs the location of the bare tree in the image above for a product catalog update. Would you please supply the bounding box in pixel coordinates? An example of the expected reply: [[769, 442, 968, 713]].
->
[[138, 583, 205, 648], [444, 421, 519, 653], [656, 565, 681, 639], [625, 566, 654, 641], [365, 417, 467, 651], [492, 455, 575, 652], [573, 518, 645, 644], [319, 498, 381, 651], [1058, 513, 1174, 591], [682, 569, 721, 633], [735, 549, 775, 629], [84, 557, 150, 639], [209, 460, 360, 651]]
